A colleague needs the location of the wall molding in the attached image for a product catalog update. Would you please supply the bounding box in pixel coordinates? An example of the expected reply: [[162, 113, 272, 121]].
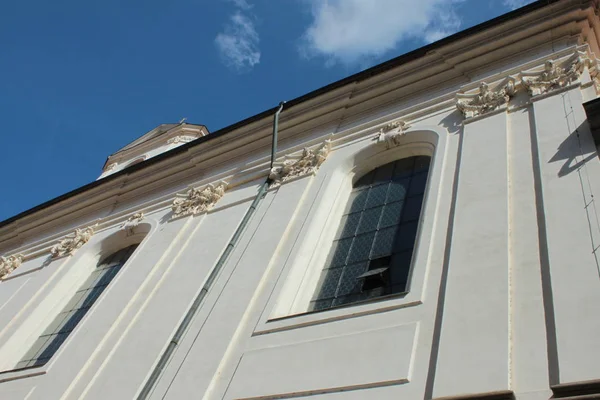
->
[[433, 390, 514, 400], [552, 379, 600, 399]]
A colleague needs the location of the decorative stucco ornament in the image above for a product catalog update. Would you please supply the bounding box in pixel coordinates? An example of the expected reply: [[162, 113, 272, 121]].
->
[[171, 181, 228, 219], [167, 135, 197, 145], [456, 79, 516, 119], [522, 55, 588, 96], [122, 212, 144, 236], [590, 57, 600, 93], [0, 254, 24, 279], [377, 120, 410, 149], [105, 163, 117, 172], [50, 226, 95, 258], [269, 140, 332, 187]]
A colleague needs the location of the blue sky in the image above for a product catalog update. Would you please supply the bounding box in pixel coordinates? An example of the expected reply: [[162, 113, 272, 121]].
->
[[0, 0, 534, 222]]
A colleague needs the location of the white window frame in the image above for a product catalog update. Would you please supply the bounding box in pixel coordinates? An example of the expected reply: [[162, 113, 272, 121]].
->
[[255, 126, 448, 334], [0, 225, 150, 381]]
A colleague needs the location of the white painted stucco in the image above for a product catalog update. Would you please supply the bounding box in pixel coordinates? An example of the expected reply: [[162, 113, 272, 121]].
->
[[1, 2, 600, 399]]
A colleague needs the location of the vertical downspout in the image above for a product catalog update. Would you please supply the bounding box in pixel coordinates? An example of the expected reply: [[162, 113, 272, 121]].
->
[[270, 102, 285, 169], [136, 101, 286, 400]]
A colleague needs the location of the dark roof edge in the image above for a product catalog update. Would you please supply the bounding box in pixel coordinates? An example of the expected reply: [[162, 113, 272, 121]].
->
[[0, 0, 565, 230]]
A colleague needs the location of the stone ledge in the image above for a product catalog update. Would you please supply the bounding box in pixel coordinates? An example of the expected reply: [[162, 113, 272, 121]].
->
[[552, 379, 600, 399], [433, 390, 514, 400]]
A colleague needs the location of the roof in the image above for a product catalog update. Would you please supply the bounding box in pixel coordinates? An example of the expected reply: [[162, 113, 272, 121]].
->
[[0, 0, 565, 229], [116, 123, 180, 154], [101, 122, 209, 170]]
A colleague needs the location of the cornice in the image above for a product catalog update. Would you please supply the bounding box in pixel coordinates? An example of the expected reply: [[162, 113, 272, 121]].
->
[[1, 0, 599, 253], [0, 42, 593, 257], [456, 45, 597, 120]]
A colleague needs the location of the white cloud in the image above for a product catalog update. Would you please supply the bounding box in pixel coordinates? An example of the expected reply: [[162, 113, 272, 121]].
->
[[424, 8, 462, 44], [215, 11, 260, 71], [299, 0, 465, 65], [228, 0, 252, 11], [502, 0, 535, 10]]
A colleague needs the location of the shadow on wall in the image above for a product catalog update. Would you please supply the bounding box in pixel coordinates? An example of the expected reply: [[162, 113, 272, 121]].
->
[[2, 257, 53, 282], [549, 121, 597, 178], [439, 110, 462, 135], [160, 211, 173, 225]]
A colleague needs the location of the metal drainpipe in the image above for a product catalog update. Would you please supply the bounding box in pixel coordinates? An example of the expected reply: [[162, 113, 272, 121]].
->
[[136, 101, 285, 400]]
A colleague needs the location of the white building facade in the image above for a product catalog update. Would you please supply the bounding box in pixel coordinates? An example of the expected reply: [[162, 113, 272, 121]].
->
[[2, 1, 600, 399]]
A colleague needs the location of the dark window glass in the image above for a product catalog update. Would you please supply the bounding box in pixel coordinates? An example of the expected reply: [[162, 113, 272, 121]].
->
[[310, 156, 430, 311], [16, 245, 138, 369]]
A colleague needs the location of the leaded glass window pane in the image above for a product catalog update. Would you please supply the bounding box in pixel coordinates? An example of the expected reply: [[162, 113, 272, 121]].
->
[[309, 156, 430, 311], [356, 207, 383, 234], [17, 244, 138, 369], [347, 232, 376, 264]]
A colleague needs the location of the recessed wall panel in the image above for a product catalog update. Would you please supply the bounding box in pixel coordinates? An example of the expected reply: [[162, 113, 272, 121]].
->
[[225, 323, 416, 399]]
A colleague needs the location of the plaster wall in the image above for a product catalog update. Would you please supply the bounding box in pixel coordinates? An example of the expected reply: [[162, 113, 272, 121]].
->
[[2, 5, 600, 399], [2, 87, 598, 399]]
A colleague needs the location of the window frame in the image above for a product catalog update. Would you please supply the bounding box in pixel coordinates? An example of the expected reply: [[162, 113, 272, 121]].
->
[[309, 156, 432, 312], [0, 226, 149, 379], [14, 245, 138, 370], [256, 126, 447, 333]]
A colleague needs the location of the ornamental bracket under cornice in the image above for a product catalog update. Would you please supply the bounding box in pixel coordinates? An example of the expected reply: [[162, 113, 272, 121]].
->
[[269, 140, 332, 187], [521, 50, 591, 96], [0, 254, 24, 279], [456, 77, 517, 119], [590, 57, 600, 94], [171, 181, 228, 219], [50, 226, 95, 259], [377, 120, 410, 149], [168, 135, 197, 145], [122, 212, 145, 236]]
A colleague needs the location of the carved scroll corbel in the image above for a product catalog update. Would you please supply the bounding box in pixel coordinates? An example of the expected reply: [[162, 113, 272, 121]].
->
[[105, 163, 117, 172], [171, 181, 228, 219], [456, 78, 517, 119], [269, 140, 332, 187], [122, 212, 144, 236], [588, 56, 600, 93], [377, 120, 410, 149], [50, 226, 95, 258], [0, 254, 24, 279], [167, 135, 197, 145], [521, 51, 590, 96]]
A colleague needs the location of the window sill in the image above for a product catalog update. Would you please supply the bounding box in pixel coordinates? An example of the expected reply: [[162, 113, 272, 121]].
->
[[0, 365, 46, 383], [256, 291, 421, 336], [291, 291, 410, 320]]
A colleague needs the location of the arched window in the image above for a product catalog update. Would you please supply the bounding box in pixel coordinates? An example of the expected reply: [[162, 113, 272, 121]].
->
[[15, 245, 138, 369], [310, 156, 430, 312]]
